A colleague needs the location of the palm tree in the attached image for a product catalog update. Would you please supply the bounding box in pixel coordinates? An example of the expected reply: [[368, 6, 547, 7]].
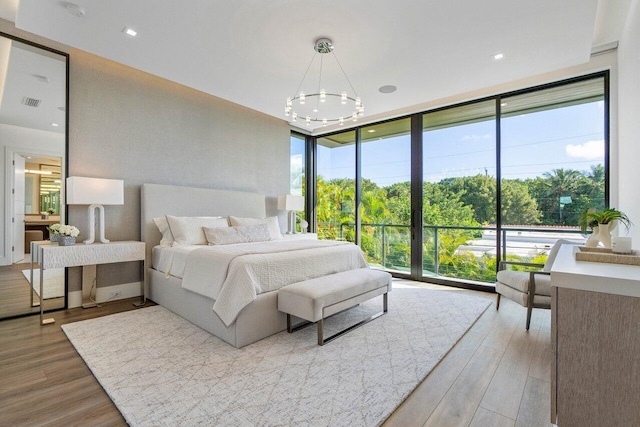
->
[[542, 169, 582, 223]]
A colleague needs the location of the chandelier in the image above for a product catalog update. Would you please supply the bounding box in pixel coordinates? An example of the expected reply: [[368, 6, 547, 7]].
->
[[285, 38, 364, 127]]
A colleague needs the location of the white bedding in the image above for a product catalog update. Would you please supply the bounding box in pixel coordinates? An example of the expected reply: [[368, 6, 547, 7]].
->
[[153, 240, 368, 326]]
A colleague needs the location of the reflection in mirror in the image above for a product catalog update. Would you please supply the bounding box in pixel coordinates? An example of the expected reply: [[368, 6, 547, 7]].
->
[[0, 34, 67, 319]]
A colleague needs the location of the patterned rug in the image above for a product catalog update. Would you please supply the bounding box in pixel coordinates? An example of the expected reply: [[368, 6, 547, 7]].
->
[[62, 286, 490, 426], [22, 268, 65, 299]]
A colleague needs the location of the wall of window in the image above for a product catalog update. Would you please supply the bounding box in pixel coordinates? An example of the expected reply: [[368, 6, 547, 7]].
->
[[293, 72, 608, 290]]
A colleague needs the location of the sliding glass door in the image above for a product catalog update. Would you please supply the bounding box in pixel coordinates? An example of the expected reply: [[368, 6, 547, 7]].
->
[[500, 77, 606, 264], [316, 131, 356, 242], [422, 101, 497, 284], [360, 119, 412, 273]]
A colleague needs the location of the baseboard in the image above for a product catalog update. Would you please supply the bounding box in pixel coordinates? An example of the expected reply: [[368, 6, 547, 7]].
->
[[68, 281, 142, 308]]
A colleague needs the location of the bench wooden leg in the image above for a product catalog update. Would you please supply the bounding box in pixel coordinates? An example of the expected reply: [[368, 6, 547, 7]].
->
[[287, 314, 292, 333]]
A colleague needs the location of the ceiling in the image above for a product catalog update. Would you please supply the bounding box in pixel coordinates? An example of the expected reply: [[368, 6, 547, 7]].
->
[[0, 38, 66, 133], [0, 0, 632, 133]]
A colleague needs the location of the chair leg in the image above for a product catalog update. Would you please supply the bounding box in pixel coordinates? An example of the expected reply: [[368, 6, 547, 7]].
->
[[496, 293, 501, 310], [526, 305, 533, 330]]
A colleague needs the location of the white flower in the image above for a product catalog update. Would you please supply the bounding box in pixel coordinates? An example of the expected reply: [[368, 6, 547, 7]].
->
[[56, 224, 80, 237], [48, 223, 62, 234]]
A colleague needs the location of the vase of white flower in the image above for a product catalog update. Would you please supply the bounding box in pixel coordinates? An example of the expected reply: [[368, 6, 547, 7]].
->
[[55, 225, 80, 246], [48, 224, 62, 242]]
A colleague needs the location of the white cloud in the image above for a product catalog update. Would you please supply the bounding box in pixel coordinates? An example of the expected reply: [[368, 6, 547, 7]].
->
[[461, 134, 492, 141], [566, 140, 604, 159]]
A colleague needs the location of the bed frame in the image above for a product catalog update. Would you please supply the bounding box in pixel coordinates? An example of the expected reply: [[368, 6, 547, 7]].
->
[[141, 183, 289, 348]]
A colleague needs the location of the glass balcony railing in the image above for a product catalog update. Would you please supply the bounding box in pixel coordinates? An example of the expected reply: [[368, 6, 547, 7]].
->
[[318, 222, 586, 284]]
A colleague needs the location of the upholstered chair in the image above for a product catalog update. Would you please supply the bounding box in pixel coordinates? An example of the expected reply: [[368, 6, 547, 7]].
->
[[495, 239, 571, 330]]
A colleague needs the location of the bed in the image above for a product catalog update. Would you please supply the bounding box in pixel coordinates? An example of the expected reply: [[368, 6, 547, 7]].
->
[[141, 183, 368, 348]]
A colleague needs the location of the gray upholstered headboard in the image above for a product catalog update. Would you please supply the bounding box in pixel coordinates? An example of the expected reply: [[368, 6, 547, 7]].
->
[[141, 183, 266, 261]]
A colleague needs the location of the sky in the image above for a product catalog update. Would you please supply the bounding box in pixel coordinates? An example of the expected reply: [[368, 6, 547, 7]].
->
[[303, 100, 605, 188]]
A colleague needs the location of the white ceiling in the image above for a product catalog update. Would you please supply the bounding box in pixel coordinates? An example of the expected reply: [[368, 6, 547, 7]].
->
[[0, 39, 66, 133], [1, 0, 631, 133]]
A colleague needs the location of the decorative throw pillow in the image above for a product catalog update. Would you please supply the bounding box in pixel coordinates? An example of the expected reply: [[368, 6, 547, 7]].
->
[[166, 215, 229, 245], [228, 216, 283, 240], [204, 224, 272, 245], [153, 217, 174, 246]]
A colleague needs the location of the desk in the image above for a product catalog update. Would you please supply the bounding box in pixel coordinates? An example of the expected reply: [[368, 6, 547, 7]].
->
[[550, 245, 640, 426], [30, 241, 146, 325]]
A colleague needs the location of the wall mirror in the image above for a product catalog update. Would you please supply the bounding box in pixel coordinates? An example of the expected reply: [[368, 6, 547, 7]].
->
[[0, 33, 68, 320]]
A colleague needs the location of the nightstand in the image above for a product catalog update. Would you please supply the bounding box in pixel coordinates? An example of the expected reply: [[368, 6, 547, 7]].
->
[[30, 240, 145, 325], [282, 233, 318, 241]]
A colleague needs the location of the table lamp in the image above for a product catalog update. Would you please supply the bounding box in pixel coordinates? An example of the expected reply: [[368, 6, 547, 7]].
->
[[277, 195, 304, 234], [66, 176, 124, 244]]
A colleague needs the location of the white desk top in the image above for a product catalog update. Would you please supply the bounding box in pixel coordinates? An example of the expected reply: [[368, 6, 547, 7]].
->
[[551, 245, 640, 297]]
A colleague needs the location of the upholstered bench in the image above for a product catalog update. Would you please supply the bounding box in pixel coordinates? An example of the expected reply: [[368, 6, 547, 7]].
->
[[278, 268, 392, 345]]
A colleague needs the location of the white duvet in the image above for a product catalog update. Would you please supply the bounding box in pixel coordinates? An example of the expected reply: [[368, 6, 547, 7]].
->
[[172, 240, 368, 326]]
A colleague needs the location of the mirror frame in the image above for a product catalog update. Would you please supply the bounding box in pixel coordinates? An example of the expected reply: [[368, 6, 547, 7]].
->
[[0, 31, 70, 317]]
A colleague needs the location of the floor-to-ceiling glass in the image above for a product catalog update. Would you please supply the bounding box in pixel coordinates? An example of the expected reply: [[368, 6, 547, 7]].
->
[[316, 131, 356, 242], [360, 119, 412, 273], [422, 101, 497, 283], [500, 77, 606, 263]]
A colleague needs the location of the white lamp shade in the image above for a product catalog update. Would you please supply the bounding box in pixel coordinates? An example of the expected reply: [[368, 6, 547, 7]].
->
[[277, 194, 304, 211], [66, 176, 124, 205]]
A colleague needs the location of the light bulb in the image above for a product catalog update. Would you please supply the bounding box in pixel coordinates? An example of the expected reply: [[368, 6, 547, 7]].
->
[[300, 92, 306, 104], [306, 116, 311, 126], [322, 118, 327, 127], [292, 112, 297, 122], [320, 90, 326, 103], [341, 93, 347, 104], [355, 97, 361, 108], [286, 98, 292, 107], [339, 117, 344, 125], [352, 112, 358, 121]]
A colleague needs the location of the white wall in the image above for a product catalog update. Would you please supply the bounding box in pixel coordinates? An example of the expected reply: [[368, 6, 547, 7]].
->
[[0, 123, 64, 265], [618, 0, 640, 244], [66, 50, 291, 291]]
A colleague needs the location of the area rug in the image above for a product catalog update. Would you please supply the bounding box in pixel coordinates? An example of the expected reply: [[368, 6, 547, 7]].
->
[[22, 268, 64, 299], [62, 287, 490, 426]]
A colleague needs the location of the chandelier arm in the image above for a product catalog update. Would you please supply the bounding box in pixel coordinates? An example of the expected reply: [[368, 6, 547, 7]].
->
[[331, 51, 359, 97], [291, 52, 318, 99]]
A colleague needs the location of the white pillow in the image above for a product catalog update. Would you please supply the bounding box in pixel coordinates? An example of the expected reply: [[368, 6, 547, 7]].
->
[[204, 224, 271, 245], [153, 217, 174, 246], [228, 216, 282, 240], [166, 215, 229, 245]]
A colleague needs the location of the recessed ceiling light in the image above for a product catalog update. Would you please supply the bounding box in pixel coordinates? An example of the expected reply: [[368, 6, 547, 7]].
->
[[367, 129, 376, 133], [51, 123, 59, 127], [493, 53, 505, 60], [379, 85, 397, 94], [123, 27, 138, 37], [64, 2, 86, 18], [27, 156, 32, 159], [312, 108, 318, 113], [500, 102, 507, 107]]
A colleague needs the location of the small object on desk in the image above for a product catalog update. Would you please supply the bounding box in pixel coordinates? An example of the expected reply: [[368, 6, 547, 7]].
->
[[611, 236, 632, 254], [574, 245, 640, 266]]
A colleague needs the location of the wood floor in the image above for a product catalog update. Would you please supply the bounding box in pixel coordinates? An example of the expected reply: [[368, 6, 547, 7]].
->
[[0, 281, 553, 427], [0, 262, 65, 319]]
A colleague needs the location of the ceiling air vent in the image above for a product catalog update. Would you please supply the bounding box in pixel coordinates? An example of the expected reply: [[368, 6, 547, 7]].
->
[[22, 97, 42, 108]]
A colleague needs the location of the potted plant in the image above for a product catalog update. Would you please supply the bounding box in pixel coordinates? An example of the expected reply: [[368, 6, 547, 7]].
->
[[53, 224, 80, 246], [580, 208, 632, 248]]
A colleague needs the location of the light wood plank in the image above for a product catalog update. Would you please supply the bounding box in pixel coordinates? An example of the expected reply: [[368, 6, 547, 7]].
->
[[424, 345, 503, 427], [515, 377, 553, 427], [383, 330, 485, 427], [480, 321, 541, 419], [470, 407, 515, 427]]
